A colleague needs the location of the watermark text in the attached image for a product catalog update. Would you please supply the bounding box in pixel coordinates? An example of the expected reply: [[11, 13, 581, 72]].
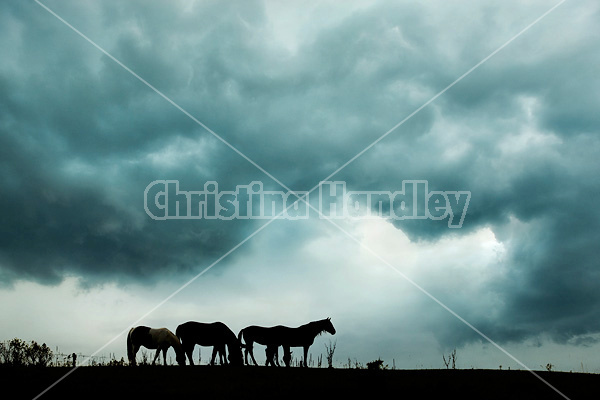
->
[[144, 180, 471, 227]]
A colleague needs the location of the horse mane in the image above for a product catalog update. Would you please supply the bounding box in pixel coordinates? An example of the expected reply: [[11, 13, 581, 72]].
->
[[303, 318, 331, 337]]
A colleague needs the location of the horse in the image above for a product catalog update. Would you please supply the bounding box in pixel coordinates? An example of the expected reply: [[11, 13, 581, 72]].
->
[[176, 321, 243, 366], [127, 326, 186, 366], [238, 317, 335, 367]]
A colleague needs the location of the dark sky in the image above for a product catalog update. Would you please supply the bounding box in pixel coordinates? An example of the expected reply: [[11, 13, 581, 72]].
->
[[1, 0, 599, 371]]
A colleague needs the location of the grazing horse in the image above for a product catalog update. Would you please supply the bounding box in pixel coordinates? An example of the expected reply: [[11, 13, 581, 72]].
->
[[176, 321, 243, 366], [238, 317, 335, 367], [127, 326, 186, 366]]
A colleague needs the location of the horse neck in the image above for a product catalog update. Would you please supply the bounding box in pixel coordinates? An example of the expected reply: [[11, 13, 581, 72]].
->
[[225, 341, 238, 352], [166, 332, 182, 351], [225, 334, 239, 349], [302, 320, 326, 338], [224, 329, 238, 346]]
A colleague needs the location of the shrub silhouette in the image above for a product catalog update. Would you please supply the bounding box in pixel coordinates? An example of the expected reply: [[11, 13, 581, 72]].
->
[[107, 356, 126, 367], [367, 358, 387, 370], [0, 338, 53, 367], [324, 340, 336, 368], [443, 349, 457, 369]]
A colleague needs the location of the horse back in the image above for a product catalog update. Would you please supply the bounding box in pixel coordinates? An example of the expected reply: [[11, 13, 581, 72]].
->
[[177, 321, 236, 346], [273, 325, 313, 346], [244, 325, 315, 346], [242, 325, 287, 345]]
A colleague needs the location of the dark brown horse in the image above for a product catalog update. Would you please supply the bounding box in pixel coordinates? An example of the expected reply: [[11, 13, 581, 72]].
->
[[176, 321, 243, 366], [238, 318, 335, 367]]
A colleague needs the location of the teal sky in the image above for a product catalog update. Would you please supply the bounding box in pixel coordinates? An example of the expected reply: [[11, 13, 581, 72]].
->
[[1, 0, 600, 374]]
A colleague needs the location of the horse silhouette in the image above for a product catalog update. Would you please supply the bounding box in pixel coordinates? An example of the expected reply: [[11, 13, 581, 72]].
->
[[176, 321, 243, 366], [127, 326, 186, 366], [238, 317, 335, 367]]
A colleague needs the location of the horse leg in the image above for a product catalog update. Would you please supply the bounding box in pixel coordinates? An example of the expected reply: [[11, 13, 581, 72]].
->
[[244, 340, 258, 366], [265, 345, 278, 367], [303, 346, 309, 368], [152, 348, 161, 365], [265, 346, 271, 366], [282, 346, 291, 367], [265, 346, 271, 367], [210, 346, 218, 366], [216, 346, 224, 365], [243, 343, 250, 365], [248, 345, 259, 366], [274, 346, 280, 367], [221, 345, 228, 365], [163, 348, 168, 366], [130, 345, 139, 366], [184, 343, 194, 366]]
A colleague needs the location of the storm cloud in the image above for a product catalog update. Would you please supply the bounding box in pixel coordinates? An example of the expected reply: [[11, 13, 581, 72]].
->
[[1, 0, 599, 360]]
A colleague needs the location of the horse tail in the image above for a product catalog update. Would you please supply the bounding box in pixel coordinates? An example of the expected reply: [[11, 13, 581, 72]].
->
[[127, 327, 135, 365], [238, 329, 246, 348]]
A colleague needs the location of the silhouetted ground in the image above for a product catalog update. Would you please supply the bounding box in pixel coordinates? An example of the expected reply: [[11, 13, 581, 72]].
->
[[7, 366, 598, 400]]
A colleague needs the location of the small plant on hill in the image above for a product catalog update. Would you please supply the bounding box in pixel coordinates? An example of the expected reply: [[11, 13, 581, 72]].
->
[[106, 356, 126, 367], [443, 349, 457, 369], [140, 349, 149, 366], [324, 340, 336, 369], [366, 358, 387, 370]]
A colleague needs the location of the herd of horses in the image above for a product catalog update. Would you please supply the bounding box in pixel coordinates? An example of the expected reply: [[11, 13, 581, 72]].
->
[[126, 318, 336, 367]]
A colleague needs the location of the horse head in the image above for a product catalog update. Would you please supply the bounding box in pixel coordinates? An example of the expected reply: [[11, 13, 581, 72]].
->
[[227, 340, 244, 366], [324, 317, 336, 335], [171, 332, 187, 366], [176, 351, 187, 366]]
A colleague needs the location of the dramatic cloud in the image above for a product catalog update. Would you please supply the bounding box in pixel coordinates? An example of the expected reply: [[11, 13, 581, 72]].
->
[[1, 0, 599, 369]]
